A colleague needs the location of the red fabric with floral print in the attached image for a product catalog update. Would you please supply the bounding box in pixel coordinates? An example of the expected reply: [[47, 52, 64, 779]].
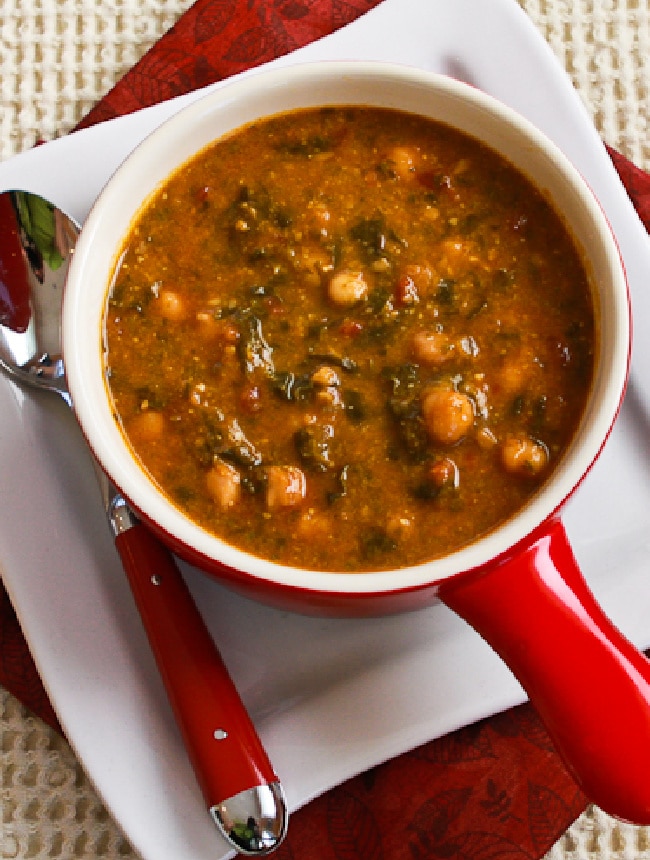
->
[[2, 2, 649, 857], [76, 0, 385, 130]]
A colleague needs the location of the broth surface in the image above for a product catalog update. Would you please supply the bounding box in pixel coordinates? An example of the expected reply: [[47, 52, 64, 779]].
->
[[104, 106, 595, 571]]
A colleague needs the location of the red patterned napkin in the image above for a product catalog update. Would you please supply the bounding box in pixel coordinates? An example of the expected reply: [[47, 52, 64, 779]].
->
[[2, 1, 649, 857]]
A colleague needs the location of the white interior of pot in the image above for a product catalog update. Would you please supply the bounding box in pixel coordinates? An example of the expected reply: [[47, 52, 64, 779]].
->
[[62, 61, 630, 595]]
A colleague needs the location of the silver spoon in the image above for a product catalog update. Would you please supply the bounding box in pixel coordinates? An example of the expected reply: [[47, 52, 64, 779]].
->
[[0, 189, 288, 856]]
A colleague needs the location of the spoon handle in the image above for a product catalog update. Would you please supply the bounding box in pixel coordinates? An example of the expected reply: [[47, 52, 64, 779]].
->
[[113, 520, 287, 853]]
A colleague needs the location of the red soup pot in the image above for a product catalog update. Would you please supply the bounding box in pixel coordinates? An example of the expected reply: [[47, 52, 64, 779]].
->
[[63, 62, 650, 824]]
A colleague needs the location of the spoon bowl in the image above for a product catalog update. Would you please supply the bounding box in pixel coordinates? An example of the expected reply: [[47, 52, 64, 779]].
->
[[0, 190, 71, 401]]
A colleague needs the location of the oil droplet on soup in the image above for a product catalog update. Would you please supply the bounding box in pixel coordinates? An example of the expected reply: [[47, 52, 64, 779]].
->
[[103, 106, 595, 572]]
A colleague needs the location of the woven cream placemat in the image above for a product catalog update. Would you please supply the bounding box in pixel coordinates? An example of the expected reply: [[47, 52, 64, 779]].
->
[[1, 2, 649, 858]]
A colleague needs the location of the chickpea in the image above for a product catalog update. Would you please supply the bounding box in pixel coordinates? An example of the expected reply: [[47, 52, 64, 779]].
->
[[311, 365, 341, 387], [196, 314, 240, 345], [316, 387, 343, 408], [311, 365, 343, 408], [266, 465, 307, 509], [129, 410, 164, 443], [422, 387, 474, 445], [206, 459, 241, 509], [411, 330, 454, 366], [386, 514, 413, 541], [389, 146, 419, 179], [439, 238, 476, 277], [476, 425, 498, 450], [327, 270, 369, 306], [155, 289, 186, 322], [501, 435, 549, 477]]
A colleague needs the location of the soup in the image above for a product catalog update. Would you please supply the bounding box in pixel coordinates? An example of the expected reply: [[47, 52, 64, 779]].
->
[[103, 106, 595, 572]]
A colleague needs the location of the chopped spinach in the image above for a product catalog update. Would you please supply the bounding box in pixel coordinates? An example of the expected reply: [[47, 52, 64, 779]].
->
[[492, 268, 515, 291], [173, 485, 195, 505], [307, 349, 358, 372], [350, 217, 387, 260], [134, 386, 167, 410], [383, 364, 429, 460], [360, 527, 397, 560], [327, 464, 350, 504], [365, 285, 393, 315], [269, 370, 313, 402], [344, 389, 367, 423], [191, 412, 262, 472], [221, 418, 264, 469], [294, 424, 334, 472], [349, 216, 405, 264], [531, 395, 548, 434], [511, 394, 526, 416], [237, 314, 275, 377], [384, 363, 419, 392], [375, 160, 398, 180], [409, 479, 442, 501], [436, 278, 455, 304], [306, 318, 339, 339], [457, 213, 483, 234], [276, 135, 333, 158]]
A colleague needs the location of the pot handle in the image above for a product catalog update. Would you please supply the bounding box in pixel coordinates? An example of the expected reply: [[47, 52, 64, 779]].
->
[[439, 517, 650, 825]]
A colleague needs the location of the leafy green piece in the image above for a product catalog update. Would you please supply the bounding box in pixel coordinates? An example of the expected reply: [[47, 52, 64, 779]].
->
[[349, 216, 405, 263], [294, 424, 334, 472], [307, 350, 358, 372], [511, 394, 526, 416], [409, 479, 441, 501], [383, 363, 420, 396], [383, 364, 429, 461], [360, 527, 397, 560], [344, 389, 367, 423], [192, 413, 262, 471], [436, 278, 455, 304], [276, 135, 333, 157], [327, 464, 350, 504], [270, 370, 313, 402], [238, 315, 275, 377]]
